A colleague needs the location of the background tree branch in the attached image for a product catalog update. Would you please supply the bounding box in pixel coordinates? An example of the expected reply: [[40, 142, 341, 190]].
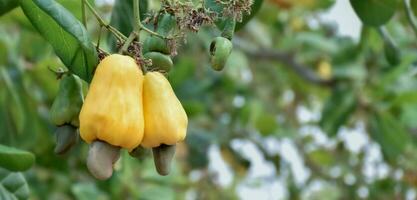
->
[[234, 38, 335, 87]]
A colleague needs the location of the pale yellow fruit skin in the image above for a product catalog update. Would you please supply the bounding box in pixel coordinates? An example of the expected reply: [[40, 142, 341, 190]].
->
[[79, 54, 145, 150], [142, 72, 188, 148]]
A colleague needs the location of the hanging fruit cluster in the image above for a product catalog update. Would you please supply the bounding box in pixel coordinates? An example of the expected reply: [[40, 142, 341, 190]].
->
[[143, 13, 176, 73], [46, 0, 261, 180], [78, 54, 187, 179]]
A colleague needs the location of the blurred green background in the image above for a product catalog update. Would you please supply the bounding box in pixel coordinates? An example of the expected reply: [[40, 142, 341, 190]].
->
[[2, 0, 417, 199]]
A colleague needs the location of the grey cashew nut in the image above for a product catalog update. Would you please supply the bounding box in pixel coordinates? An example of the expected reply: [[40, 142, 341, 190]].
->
[[87, 140, 120, 180], [54, 125, 78, 155], [152, 144, 176, 176]]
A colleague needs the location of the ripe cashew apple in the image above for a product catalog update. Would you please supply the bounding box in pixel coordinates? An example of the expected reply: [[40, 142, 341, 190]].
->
[[79, 54, 145, 150], [141, 72, 188, 148]]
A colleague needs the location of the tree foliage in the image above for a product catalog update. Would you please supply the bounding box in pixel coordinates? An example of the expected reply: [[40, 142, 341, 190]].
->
[[1, 0, 417, 199]]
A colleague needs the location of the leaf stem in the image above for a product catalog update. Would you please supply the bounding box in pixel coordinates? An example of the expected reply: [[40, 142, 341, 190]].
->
[[96, 26, 103, 50], [84, 0, 127, 41], [133, 0, 141, 34], [403, 0, 417, 37], [377, 27, 397, 49], [81, 0, 87, 28], [119, 32, 137, 54], [133, 0, 175, 40]]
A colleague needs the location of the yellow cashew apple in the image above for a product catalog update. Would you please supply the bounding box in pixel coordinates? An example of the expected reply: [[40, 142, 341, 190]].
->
[[141, 72, 188, 148], [79, 54, 145, 150]]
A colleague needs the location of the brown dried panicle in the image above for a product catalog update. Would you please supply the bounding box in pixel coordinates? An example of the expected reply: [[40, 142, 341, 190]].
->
[[97, 48, 109, 61], [220, 0, 253, 22], [179, 8, 216, 32], [125, 41, 148, 68]]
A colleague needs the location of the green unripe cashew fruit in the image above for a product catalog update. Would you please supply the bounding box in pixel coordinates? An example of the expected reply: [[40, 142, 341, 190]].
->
[[50, 74, 84, 127], [209, 37, 233, 71], [50, 73, 84, 154], [143, 52, 173, 72], [143, 14, 177, 55]]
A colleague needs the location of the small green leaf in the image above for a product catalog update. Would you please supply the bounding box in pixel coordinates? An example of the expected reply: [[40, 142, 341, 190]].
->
[[0, 144, 35, 172], [0, 68, 25, 135], [350, 0, 398, 26], [0, 167, 30, 200], [319, 84, 357, 136], [0, 0, 18, 16], [19, 0, 98, 82]]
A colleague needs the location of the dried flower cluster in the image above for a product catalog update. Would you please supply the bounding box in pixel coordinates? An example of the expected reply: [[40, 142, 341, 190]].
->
[[216, 0, 253, 22]]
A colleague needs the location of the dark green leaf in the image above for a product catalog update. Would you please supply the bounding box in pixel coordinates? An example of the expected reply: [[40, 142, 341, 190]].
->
[[319, 84, 357, 136], [369, 112, 412, 163], [110, 0, 148, 36], [0, 144, 35, 172], [411, 0, 417, 16], [108, 0, 147, 51], [350, 0, 398, 26], [0, 0, 18, 16], [186, 131, 212, 169], [19, 0, 98, 82], [0, 168, 30, 200]]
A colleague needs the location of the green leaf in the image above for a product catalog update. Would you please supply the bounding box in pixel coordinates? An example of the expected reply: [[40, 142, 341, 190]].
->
[[319, 84, 357, 136], [0, 68, 25, 135], [186, 131, 212, 169], [140, 184, 175, 200], [350, 0, 398, 26], [110, 0, 147, 36], [369, 112, 412, 163], [108, 0, 147, 51], [19, 0, 98, 82], [0, 0, 18, 16], [0, 167, 30, 200], [411, 0, 417, 16], [71, 183, 108, 200], [0, 144, 35, 172]]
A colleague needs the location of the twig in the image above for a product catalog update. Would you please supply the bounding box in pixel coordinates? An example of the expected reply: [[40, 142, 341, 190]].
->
[[235, 39, 335, 87], [133, 0, 141, 34], [377, 27, 395, 46], [403, 0, 417, 37], [84, 0, 127, 41], [119, 32, 137, 54], [96, 26, 102, 50]]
